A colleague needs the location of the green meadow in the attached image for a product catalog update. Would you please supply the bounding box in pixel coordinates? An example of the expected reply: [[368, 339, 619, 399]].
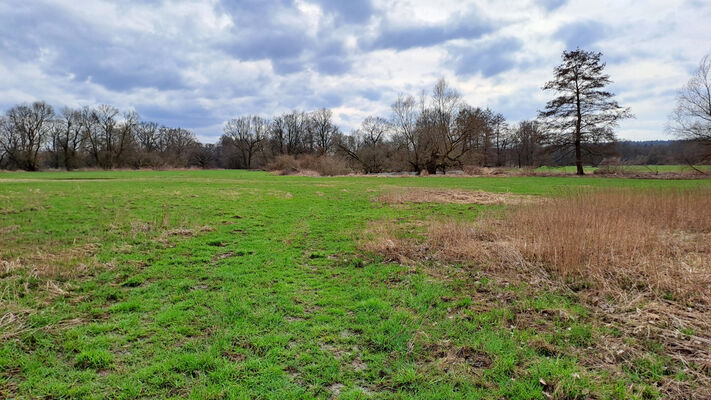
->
[[1, 170, 709, 399]]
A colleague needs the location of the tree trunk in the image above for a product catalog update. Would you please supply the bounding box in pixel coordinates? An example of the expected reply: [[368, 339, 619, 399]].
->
[[575, 138, 584, 175], [575, 76, 584, 176]]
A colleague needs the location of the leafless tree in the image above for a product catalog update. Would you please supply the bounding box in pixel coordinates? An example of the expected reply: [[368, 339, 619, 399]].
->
[[86, 104, 118, 168], [0, 101, 55, 171], [283, 111, 307, 155], [189, 143, 218, 169], [270, 115, 287, 155], [339, 116, 392, 173], [511, 120, 545, 167], [455, 106, 497, 166], [491, 113, 508, 166], [114, 111, 139, 167], [391, 94, 425, 172], [223, 115, 267, 168], [51, 106, 90, 170], [135, 121, 160, 153], [159, 127, 198, 167], [539, 49, 632, 175], [670, 55, 711, 155], [310, 108, 339, 154]]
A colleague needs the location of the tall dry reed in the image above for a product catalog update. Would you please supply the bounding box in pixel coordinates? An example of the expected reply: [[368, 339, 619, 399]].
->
[[502, 187, 711, 300], [364, 187, 711, 301]]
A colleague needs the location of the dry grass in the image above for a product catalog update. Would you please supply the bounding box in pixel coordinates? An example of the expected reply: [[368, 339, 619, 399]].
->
[[503, 188, 711, 302], [377, 188, 535, 206], [363, 187, 711, 397], [367, 187, 711, 302]]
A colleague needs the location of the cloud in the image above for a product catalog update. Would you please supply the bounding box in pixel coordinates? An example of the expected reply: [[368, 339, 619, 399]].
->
[[535, 0, 568, 11], [313, 0, 374, 23], [1, 0, 710, 141], [363, 6, 493, 51], [449, 37, 523, 78], [555, 20, 607, 49]]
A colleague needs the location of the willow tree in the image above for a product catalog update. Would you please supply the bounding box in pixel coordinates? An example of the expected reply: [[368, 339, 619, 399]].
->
[[539, 49, 632, 175]]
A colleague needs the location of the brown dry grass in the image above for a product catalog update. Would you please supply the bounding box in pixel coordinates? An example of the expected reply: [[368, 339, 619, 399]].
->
[[362, 187, 711, 397], [367, 187, 711, 302], [377, 188, 535, 206], [502, 188, 711, 302]]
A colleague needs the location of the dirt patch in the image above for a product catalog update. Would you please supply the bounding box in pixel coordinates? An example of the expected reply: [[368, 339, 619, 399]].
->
[[327, 383, 344, 398], [377, 188, 535, 206], [430, 343, 492, 371]]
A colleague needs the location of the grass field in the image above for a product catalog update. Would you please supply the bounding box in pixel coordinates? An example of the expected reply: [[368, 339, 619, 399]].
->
[[1, 170, 710, 399]]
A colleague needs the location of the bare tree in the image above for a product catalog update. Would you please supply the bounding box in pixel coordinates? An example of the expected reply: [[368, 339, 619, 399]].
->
[[159, 127, 197, 167], [283, 111, 307, 155], [431, 79, 463, 172], [270, 115, 287, 155], [0, 101, 55, 171], [391, 94, 425, 172], [86, 104, 118, 168], [670, 55, 711, 154], [114, 111, 139, 167], [339, 116, 391, 173], [539, 49, 632, 175], [310, 108, 339, 154], [52, 106, 89, 170], [491, 113, 508, 166], [511, 120, 545, 167], [455, 107, 500, 167], [189, 143, 217, 169], [223, 115, 267, 168], [135, 121, 160, 153]]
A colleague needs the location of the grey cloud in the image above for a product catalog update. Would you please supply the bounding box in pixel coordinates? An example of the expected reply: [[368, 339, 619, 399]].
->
[[138, 104, 219, 129], [449, 37, 523, 78], [535, 0, 568, 11], [312, 0, 374, 24], [218, 1, 355, 75], [364, 9, 493, 51], [556, 20, 607, 49], [1, 0, 708, 143], [0, 2, 188, 91], [360, 88, 382, 101]]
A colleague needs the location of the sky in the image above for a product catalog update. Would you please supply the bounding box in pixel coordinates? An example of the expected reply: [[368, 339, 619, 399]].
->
[[1, 0, 709, 143]]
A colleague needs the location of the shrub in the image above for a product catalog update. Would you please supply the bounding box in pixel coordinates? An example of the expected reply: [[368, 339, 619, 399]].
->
[[266, 154, 301, 174], [266, 154, 350, 176]]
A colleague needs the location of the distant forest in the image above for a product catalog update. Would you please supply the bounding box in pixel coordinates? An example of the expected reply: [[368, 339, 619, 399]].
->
[[0, 98, 707, 174], [2, 66, 710, 174]]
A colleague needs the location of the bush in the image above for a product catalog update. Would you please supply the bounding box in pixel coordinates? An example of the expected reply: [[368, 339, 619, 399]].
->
[[462, 165, 484, 175], [266, 154, 350, 176]]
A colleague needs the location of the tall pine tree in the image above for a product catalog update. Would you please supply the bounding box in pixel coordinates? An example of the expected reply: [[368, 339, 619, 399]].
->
[[539, 49, 632, 175]]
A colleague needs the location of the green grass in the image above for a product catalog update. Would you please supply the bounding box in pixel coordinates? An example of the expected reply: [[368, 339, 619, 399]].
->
[[1, 170, 708, 399]]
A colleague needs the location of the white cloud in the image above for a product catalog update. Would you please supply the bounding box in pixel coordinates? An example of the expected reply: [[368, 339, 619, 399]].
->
[[0, 0, 709, 141]]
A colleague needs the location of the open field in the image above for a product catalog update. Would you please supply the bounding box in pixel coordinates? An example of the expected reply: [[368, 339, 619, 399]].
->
[[1, 170, 710, 399]]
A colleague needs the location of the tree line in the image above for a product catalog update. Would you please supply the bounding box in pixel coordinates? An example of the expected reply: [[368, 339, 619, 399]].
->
[[1, 50, 709, 173], [0, 81, 547, 173]]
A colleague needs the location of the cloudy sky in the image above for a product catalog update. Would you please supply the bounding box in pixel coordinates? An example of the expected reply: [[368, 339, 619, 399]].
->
[[1, 0, 709, 142]]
